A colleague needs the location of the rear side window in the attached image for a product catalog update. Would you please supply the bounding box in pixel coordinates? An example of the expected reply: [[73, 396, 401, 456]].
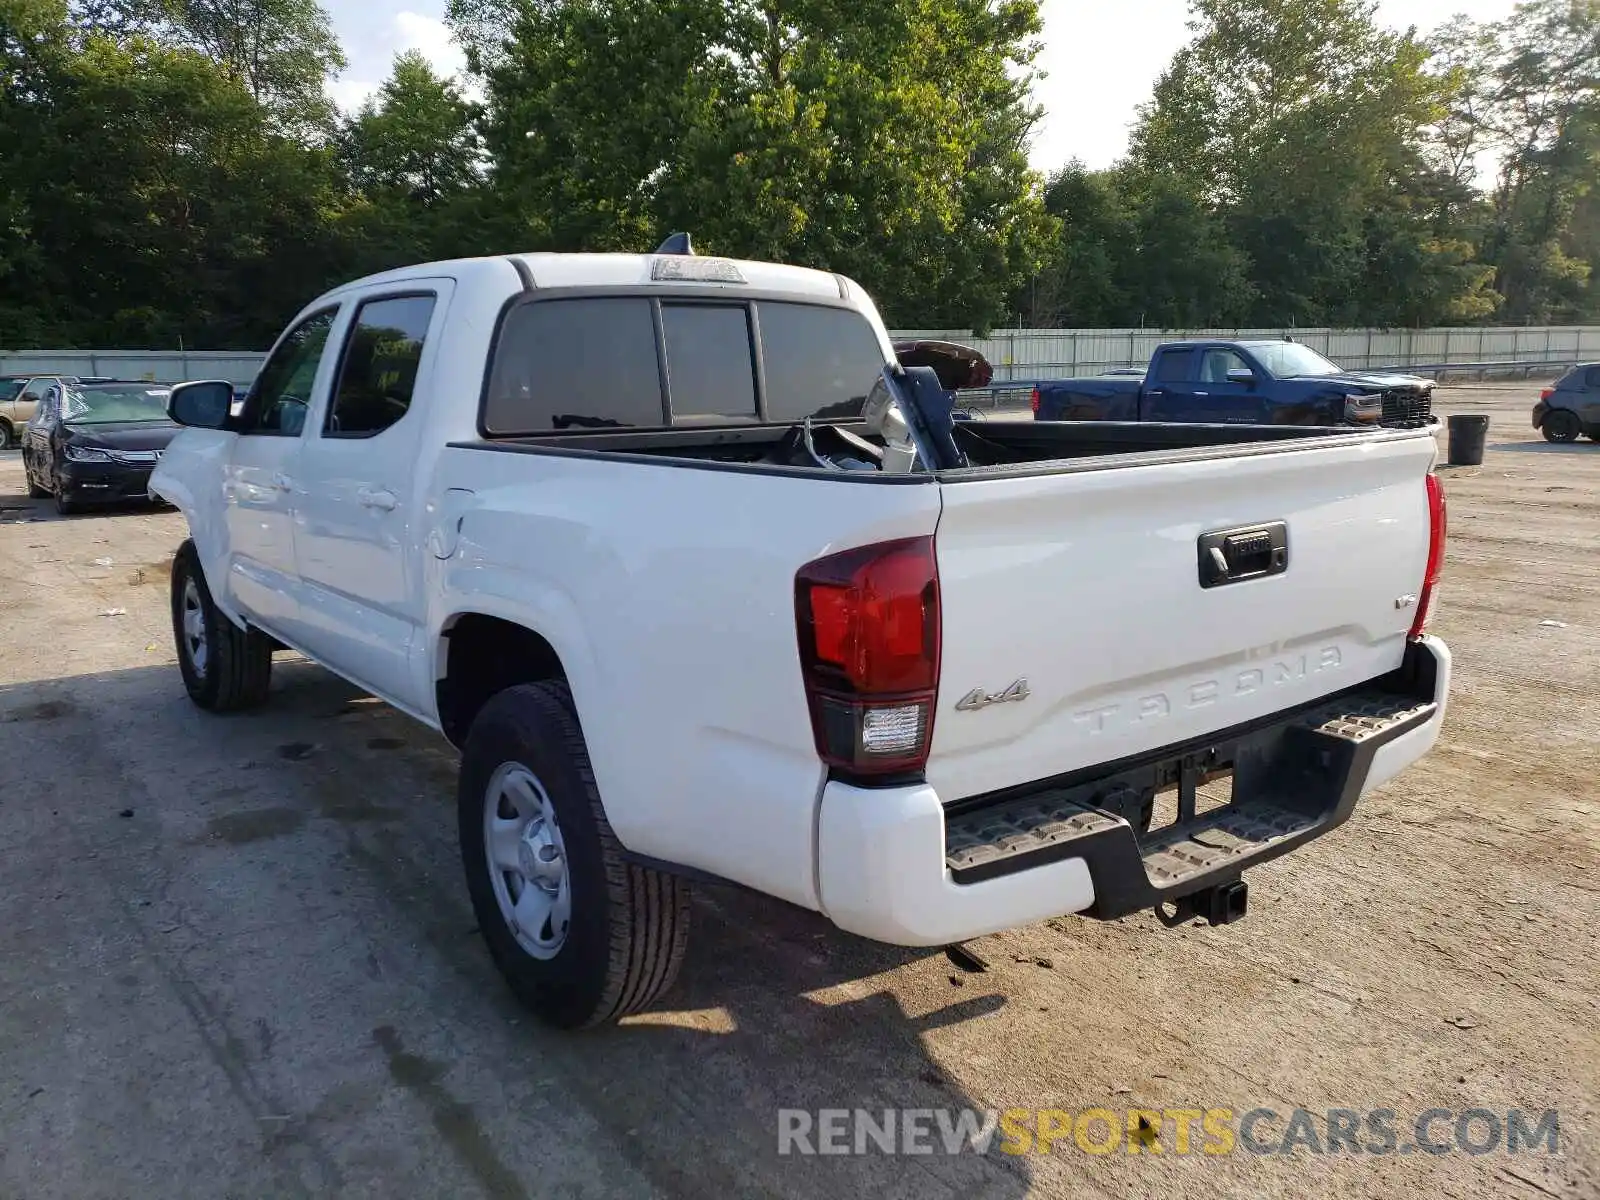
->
[[1587, 367, 1600, 388], [759, 302, 887, 422], [1153, 351, 1191, 382], [327, 294, 436, 437], [661, 304, 757, 420], [485, 298, 664, 433]]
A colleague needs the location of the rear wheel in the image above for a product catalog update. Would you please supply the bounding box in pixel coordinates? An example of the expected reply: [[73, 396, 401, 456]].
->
[[1542, 409, 1582, 444], [459, 681, 690, 1029], [170, 540, 273, 712], [0, 420, 13, 449]]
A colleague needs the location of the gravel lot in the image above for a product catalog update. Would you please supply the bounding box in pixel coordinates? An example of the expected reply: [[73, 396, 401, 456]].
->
[[1, 382, 1595, 1200]]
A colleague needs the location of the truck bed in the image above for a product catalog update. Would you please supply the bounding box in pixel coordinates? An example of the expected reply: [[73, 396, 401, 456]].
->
[[456, 418, 1386, 480]]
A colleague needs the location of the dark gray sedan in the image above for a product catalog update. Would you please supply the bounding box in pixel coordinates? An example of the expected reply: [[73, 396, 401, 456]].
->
[[21, 380, 178, 514], [1534, 363, 1600, 443]]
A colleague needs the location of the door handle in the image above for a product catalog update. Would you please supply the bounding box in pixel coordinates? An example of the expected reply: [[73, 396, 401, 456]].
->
[[272, 472, 294, 492], [358, 487, 398, 512], [1198, 523, 1289, 588]]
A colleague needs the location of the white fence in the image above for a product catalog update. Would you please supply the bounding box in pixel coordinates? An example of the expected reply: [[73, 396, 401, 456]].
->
[[0, 350, 270, 386], [4, 326, 1598, 386], [892, 326, 1600, 381]]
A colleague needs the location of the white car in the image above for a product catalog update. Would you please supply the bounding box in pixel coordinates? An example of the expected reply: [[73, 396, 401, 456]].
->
[[151, 242, 1451, 1029]]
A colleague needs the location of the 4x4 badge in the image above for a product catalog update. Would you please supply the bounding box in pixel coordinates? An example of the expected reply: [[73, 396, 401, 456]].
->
[[956, 680, 1031, 712]]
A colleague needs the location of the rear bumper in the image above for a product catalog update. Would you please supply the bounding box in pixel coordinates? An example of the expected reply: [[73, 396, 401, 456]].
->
[[816, 637, 1450, 947]]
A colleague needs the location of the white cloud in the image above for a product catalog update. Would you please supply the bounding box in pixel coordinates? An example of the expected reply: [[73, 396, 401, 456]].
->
[[1028, 0, 1521, 172], [393, 11, 469, 79], [326, 77, 380, 112], [325, 6, 479, 114], [325, 0, 1520, 162]]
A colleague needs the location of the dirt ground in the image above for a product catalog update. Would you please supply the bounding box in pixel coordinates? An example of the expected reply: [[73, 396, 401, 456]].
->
[[1, 382, 1595, 1200]]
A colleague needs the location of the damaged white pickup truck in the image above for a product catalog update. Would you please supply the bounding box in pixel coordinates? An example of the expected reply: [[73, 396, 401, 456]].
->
[[151, 242, 1451, 1028]]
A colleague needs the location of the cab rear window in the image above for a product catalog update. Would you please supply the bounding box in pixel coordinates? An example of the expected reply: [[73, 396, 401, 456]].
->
[[482, 295, 887, 434]]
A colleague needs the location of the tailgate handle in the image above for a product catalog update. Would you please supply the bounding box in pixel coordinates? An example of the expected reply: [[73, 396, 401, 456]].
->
[[1198, 522, 1288, 588]]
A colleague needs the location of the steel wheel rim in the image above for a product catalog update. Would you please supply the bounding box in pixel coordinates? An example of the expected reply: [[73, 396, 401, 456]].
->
[[181, 576, 208, 679], [484, 762, 571, 960]]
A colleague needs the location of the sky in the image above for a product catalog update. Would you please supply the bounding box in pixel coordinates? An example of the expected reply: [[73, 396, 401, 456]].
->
[[324, 0, 1523, 171]]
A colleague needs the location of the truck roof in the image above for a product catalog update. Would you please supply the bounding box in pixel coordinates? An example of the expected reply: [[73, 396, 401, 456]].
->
[[330, 252, 852, 303]]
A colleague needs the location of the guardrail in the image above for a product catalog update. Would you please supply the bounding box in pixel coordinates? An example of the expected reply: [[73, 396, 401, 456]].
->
[[4, 326, 1597, 386], [1373, 359, 1575, 380]]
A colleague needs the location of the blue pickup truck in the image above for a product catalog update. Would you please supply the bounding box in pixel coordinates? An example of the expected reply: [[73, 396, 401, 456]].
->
[[1030, 339, 1437, 429]]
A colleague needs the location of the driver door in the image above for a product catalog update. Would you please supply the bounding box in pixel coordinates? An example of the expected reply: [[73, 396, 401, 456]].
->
[[223, 306, 341, 633]]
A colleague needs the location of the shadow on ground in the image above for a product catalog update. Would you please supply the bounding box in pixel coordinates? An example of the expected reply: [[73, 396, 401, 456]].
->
[[0, 659, 1037, 1198]]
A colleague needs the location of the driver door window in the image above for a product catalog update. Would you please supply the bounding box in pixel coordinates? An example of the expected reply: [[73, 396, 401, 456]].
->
[[242, 309, 338, 436], [1197, 349, 1251, 385]]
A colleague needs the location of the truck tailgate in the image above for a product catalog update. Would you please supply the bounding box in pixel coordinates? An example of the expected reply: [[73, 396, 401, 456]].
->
[[927, 432, 1439, 803]]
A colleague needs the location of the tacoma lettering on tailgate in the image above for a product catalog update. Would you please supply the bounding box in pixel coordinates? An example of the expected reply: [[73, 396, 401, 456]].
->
[[1072, 647, 1344, 736]]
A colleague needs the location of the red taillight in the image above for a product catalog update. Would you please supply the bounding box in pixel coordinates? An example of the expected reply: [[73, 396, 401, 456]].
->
[[1411, 472, 1447, 639], [795, 537, 940, 775], [1030, 386, 1041, 415], [1540, 388, 1554, 401]]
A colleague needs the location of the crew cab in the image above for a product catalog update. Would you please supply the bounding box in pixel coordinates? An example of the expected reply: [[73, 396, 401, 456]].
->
[[1030, 339, 1437, 428], [151, 245, 1452, 1030]]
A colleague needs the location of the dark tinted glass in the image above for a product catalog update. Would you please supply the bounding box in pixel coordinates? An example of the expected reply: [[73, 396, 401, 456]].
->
[[757, 302, 886, 422], [485, 298, 663, 433], [327, 295, 436, 437], [245, 309, 337, 436], [60, 384, 172, 423], [662, 305, 757, 420], [1586, 367, 1600, 388], [0, 380, 22, 401], [1153, 351, 1191, 382]]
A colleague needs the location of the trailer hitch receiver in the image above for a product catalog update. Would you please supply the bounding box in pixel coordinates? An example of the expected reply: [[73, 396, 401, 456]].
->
[[1156, 879, 1249, 928]]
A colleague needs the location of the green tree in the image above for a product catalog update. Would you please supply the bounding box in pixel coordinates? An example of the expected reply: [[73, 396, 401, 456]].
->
[[341, 50, 481, 203], [164, 0, 346, 135], [335, 51, 496, 276], [1433, 0, 1600, 320], [1127, 0, 1484, 326], [1024, 164, 1133, 326], [471, 0, 1053, 331], [0, 0, 348, 348]]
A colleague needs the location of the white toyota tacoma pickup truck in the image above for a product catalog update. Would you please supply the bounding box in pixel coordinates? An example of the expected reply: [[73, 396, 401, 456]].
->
[[151, 243, 1451, 1029]]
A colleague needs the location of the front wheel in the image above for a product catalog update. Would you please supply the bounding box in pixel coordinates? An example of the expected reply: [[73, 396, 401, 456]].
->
[[1542, 409, 1582, 444], [459, 682, 690, 1029], [170, 540, 273, 711], [0, 421, 13, 449]]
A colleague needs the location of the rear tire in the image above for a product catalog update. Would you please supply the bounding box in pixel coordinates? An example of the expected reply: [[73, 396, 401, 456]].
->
[[459, 681, 690, 1029], [1542, 410, 1582, 443], [170, 540, 273, 712], [0, 420, 13, 449]]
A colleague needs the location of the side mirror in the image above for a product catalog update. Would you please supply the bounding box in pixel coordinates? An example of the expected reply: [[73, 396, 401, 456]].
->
[[169, 379, 235, 429], [1226, 368, 1257, 386]]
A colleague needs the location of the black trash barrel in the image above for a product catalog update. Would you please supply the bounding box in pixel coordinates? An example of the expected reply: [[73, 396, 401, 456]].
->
[[1447, 414, 1490, 466]]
